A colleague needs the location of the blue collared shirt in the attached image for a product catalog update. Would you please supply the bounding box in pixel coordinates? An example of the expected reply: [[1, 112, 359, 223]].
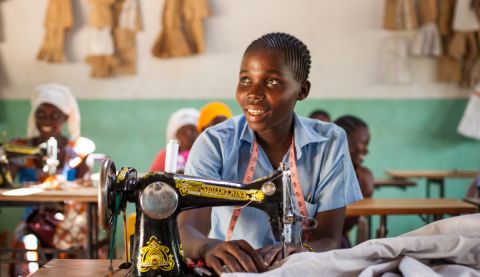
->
[[185, 114, 362, 248]]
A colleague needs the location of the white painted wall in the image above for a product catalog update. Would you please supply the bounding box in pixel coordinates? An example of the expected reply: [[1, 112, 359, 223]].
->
[[0, 0, 471, 99]]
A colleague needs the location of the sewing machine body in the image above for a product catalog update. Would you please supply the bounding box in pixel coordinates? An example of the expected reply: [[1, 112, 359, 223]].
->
[[0, 137, 58, 187], [99, 159, 290, 276]]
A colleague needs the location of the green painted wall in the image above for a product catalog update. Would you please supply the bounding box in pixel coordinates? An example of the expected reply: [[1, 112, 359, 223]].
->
[[0, 99, 478, 249]]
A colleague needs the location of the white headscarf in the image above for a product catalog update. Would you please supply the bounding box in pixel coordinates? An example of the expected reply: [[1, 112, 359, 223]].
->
[[27, 83, 81, 140], [166, 108, 199, 142]]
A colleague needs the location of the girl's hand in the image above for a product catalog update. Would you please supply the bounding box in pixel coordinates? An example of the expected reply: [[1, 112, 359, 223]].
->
[[203, 240, 268, 275], [256, 243, 306, 266]]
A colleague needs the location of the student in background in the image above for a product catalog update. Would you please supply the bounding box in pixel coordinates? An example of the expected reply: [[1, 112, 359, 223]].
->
[[309, 109, 331, 122], [197, 101, 233, 133], [9, 84, 88, 182], [334, 115, 374, 248], [149, 108, 199, 173], [9, 83, 90, 276], [179, 32, 362, 275]]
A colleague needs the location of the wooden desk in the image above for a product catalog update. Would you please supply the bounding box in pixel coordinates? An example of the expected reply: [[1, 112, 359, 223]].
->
[[0, 187, 99, 258], [386, 170, 478, 198], [346, 198, 478, 238], [374, 178, 416, 190], [31, 259, 127, 277], [0, 187, 97, 202]]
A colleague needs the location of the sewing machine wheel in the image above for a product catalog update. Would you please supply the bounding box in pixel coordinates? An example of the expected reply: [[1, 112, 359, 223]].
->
[[261, 181, 276, 196], [140, 182, 178, 220], [98, 158, 116, 232]]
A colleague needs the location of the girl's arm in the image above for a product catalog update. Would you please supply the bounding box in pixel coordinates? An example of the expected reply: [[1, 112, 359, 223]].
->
[[178, 207, 267, 275]]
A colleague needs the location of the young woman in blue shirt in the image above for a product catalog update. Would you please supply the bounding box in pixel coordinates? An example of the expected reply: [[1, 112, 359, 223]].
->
[[179, 32, 362, 275]]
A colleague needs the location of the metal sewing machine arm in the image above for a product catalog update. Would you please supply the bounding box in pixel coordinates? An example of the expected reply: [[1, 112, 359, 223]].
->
[[41, 137, 59, 176], [98, 158, 294, 276]]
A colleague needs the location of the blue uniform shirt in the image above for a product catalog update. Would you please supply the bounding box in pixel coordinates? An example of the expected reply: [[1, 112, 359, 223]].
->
[[185, 114, 362, 248]]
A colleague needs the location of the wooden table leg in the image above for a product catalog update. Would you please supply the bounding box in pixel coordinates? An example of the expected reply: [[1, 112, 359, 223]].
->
[[376, 215, 388, 238], [87, 203, 94, 259], [367, 215, 372, 240], [426, 178, 445, 198], [426, 180, 431, 198]]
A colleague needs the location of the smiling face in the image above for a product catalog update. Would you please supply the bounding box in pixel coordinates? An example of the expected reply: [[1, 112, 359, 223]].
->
[[236, 49, 309, 138], [34, 103, 67, 140], [348, 126, 370, 168]]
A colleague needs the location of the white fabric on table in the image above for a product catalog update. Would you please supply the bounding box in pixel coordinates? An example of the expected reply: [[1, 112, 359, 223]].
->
[[224, 214, 480, 277]]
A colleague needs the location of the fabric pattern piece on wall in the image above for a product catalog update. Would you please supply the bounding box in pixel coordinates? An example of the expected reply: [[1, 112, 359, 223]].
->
[[37, 0, 73, 63], [85, 0, 141, 78], [152, 0, 209, 58], [458, 87, 480, 140]]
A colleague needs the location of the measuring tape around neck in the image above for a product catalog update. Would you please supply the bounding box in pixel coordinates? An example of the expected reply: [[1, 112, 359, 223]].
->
[[225, 137, 310, 241]]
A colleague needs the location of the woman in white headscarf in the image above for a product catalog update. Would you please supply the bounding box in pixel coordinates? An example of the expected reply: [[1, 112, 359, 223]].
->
[[9, 83, 89, 276], [9, 83, 87, 182], [149, 108, 199, 173]]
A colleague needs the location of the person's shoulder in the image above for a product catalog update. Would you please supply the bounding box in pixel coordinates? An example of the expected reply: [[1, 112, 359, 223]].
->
[[357, 166, 374, 182], [202, 115, 245, 141], [357, 166, 373, 174], [9, 137, 31, 145], [298, 116, 347, 142]]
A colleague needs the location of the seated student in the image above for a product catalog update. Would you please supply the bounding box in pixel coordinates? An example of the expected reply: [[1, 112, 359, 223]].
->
[[178, 32, 362, 275], [149, 108, 199, 173], [197, 101, 233, 133], [9, 84, 88, 182], [309, 109, 331, 122], [9, 83, 89, 276], [334, 115, 374, 248]]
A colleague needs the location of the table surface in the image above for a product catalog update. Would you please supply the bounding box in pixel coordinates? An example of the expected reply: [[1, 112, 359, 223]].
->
[[30, 259, 127, 277], [374, 178, 416, 188], [346, 198, 478, 216], [386, 170, 478, 179], [0, 186, 97, 203]]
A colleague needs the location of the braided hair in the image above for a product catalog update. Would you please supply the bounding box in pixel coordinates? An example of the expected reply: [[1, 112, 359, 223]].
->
[[334, 115, 368, 136], [244, 32, 311, 82]]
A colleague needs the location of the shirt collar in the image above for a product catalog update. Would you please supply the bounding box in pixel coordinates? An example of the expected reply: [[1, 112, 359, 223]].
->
[[239, 113, 329, 159]]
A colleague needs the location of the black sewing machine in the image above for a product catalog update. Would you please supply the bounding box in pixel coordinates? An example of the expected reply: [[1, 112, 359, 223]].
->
[[0, 137, 58, 187], [98, 158, 296, 277]]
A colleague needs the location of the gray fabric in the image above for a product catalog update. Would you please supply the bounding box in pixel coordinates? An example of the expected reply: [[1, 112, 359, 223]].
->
[[224, 214, 480, 277]]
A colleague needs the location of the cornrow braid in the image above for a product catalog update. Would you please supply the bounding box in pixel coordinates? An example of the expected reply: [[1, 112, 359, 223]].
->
[[334, 115, 368, 136], [244, 32, 311, 81]]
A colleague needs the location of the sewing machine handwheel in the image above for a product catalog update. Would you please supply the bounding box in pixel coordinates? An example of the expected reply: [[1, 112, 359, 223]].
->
[[98, 158, 116, 232]]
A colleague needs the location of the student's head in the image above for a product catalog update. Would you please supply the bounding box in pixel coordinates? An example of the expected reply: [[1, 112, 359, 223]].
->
[[166, 108, 199, 152], [197, 102, 233, 132], [236, 32, 311, 133], [334, 115, 370, 168], [309, 109, 331, 122], [27, 83, 80, 140]]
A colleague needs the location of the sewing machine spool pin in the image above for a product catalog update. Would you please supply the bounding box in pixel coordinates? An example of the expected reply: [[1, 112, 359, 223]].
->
[[99, 158, 293, 276], [280, 162, 294, 259]]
